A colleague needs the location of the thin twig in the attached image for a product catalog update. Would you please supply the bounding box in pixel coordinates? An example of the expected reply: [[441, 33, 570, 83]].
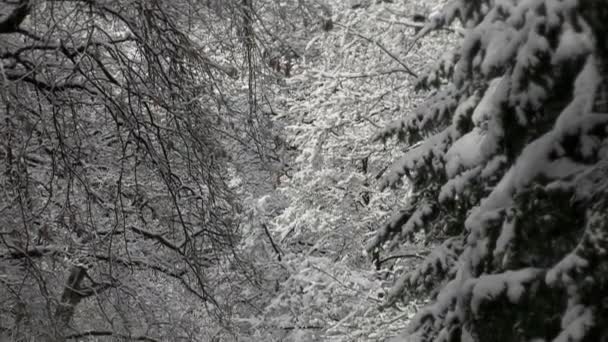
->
[[261, 223, 283, 261], [308, 263, 382, 304], [334, 22, 417, 78]]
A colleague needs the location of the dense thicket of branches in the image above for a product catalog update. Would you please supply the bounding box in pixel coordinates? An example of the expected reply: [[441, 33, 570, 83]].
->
[[6, 0, 606, 341], [371, 0, 608, 341], [0, 0, 248, 340]]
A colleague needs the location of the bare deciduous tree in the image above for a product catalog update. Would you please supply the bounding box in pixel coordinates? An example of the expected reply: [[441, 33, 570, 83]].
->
[[0, 0, 246, 340]]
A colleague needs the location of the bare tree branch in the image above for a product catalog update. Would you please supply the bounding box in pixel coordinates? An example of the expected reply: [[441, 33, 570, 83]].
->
[[66, 330, 160, 342], [130, 226, 181, 252], [334, 22, 418, 78], [377, 253, 427, 266]]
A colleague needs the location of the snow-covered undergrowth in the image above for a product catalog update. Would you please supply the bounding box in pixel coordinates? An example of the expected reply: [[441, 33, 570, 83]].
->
[[233, 0, 453, 340]]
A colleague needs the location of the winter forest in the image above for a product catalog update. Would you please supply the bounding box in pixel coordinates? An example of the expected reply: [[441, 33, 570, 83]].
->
[[1, 0, 607, 341]]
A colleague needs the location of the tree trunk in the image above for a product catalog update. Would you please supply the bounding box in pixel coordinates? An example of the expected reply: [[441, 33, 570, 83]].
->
[[52, 266, 87, 341]]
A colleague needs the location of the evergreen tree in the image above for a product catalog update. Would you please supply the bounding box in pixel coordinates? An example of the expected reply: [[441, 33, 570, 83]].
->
[[370, 0, 608, 341]]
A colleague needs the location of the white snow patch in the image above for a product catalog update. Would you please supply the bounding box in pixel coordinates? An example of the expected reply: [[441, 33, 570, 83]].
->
[[383, 129, 451, 187], [552, 23, 593, 64], [472, 77, 503, 126], [545, 253, 589, 287], [466, 268, 543, 316], [553, 305, 594, 342], [480, 155, 507, 179], [494, 215, 515, 265], [445, 128, 485, 178], [439, 166, 482, 202]]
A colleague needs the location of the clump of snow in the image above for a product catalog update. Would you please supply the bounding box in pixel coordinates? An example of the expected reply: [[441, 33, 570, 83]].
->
[[444, 77, 506, 181], [545, 252, 589, 287], [382, 129, 451, 188], [464, 268, 543, 317], [391, 237, 463, 300], [493, 212, 515, 265], [553, 305, 594, 342], [439, 166, 481, 202], [469, 56, 603, 228], [480, 155, 507, 179], [407, 275, 462, 333], [479, 25, 518, 76], [401, 202, 434, 238], [552, 23, 593, 65], [451, 93, 480, 129], [554, 56, 604, 136], [444, 128, 485, 177], [471, 77, 503, 125]]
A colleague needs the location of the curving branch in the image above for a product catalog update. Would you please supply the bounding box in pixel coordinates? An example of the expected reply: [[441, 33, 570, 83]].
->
[[377, 253, 427, 266], [262, 223, 283, 261], [334, 21, 418, 78], [130, 226, 181, 252], [5, 72, 94, 93], [0, 245, 63, 260], [0, 245, 186, 280], [66, 330, 160, 342]]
